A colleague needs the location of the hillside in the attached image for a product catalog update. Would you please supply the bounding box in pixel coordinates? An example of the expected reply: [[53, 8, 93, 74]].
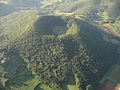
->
[[0, 3, 17, 17], [0, 12, 119, 90]]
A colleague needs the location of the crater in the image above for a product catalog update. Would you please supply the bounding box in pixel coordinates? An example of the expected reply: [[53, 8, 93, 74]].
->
[[34, 16, 68, 36]]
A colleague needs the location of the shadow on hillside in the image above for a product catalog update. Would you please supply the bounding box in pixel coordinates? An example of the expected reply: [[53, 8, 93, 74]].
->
[[75, 19, 119, 87], [2, 48, 34, 88], [34, 16, 67, 36]]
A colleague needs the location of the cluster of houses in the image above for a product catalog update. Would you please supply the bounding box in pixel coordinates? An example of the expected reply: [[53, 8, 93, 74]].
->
[[0, 52, 6, 64]]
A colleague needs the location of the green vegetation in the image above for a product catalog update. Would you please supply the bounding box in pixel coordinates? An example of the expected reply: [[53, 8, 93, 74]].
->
[[9, 77, 40, 90], [35, 83, 52, 90], [34, 15, 67, 36], [0, 3, 16, 17], [108, 0, 120, 18], [0, 11, 119, 90], [40, 1, 53, 8], [62, 77, 79, 90], [0, 0, 120, 90]]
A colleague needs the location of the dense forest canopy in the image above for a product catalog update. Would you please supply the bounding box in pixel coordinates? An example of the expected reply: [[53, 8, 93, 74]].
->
[[0, 12, 119, 90]]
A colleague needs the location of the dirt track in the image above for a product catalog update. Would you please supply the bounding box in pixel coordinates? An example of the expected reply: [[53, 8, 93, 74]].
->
[[102, 24, 120, 38]]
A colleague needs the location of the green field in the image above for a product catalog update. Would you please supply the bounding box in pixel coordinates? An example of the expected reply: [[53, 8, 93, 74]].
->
[[10, 77, 40, 90], [62, 77, 79, 90], [35, 83, 52, 90], [67, 78, 79, 90]]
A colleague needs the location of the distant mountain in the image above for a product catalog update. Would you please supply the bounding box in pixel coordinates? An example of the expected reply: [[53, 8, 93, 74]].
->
[[0, 0, 119, 18], [40, 0, 61, 2], [0, 3, 16, 17], [44, 0, 120, 19], [0, 0, 41, 6]]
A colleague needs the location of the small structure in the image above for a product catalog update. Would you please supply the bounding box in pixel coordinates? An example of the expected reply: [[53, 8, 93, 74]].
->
[[115, 84, 120, 90], [0, 57, 6, 64], [97, 64, 120, 90], [1, 60, 6, 64]]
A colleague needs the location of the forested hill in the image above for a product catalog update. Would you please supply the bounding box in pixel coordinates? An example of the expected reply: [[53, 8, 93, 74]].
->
[[0, 12, 119, 90]]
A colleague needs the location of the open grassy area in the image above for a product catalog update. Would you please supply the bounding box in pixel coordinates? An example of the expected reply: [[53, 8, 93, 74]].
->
[[10, 77, 40, 90], [9, 76, 51, 90], [35, 83, 52, 90], [40, 1, 53, 8], [67, 78, 79, 90], [62, 77, 79, 90]]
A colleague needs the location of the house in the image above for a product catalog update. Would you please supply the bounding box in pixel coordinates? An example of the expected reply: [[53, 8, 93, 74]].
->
[[115, 84, 120, 90], [97, 64, 120, 90], [1, 60, 5, 64], [0, 57, 6, 64]]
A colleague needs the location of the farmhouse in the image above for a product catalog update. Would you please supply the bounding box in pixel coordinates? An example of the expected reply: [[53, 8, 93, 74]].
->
[[97, 64, 120, 90], [1, 60, 5, 64]]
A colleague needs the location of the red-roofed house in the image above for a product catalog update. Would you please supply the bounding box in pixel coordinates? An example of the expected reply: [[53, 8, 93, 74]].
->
[[1, 60, 5, 64]]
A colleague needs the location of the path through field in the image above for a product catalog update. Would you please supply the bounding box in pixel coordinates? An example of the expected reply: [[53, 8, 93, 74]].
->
[[102, 24, 120, 38]]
